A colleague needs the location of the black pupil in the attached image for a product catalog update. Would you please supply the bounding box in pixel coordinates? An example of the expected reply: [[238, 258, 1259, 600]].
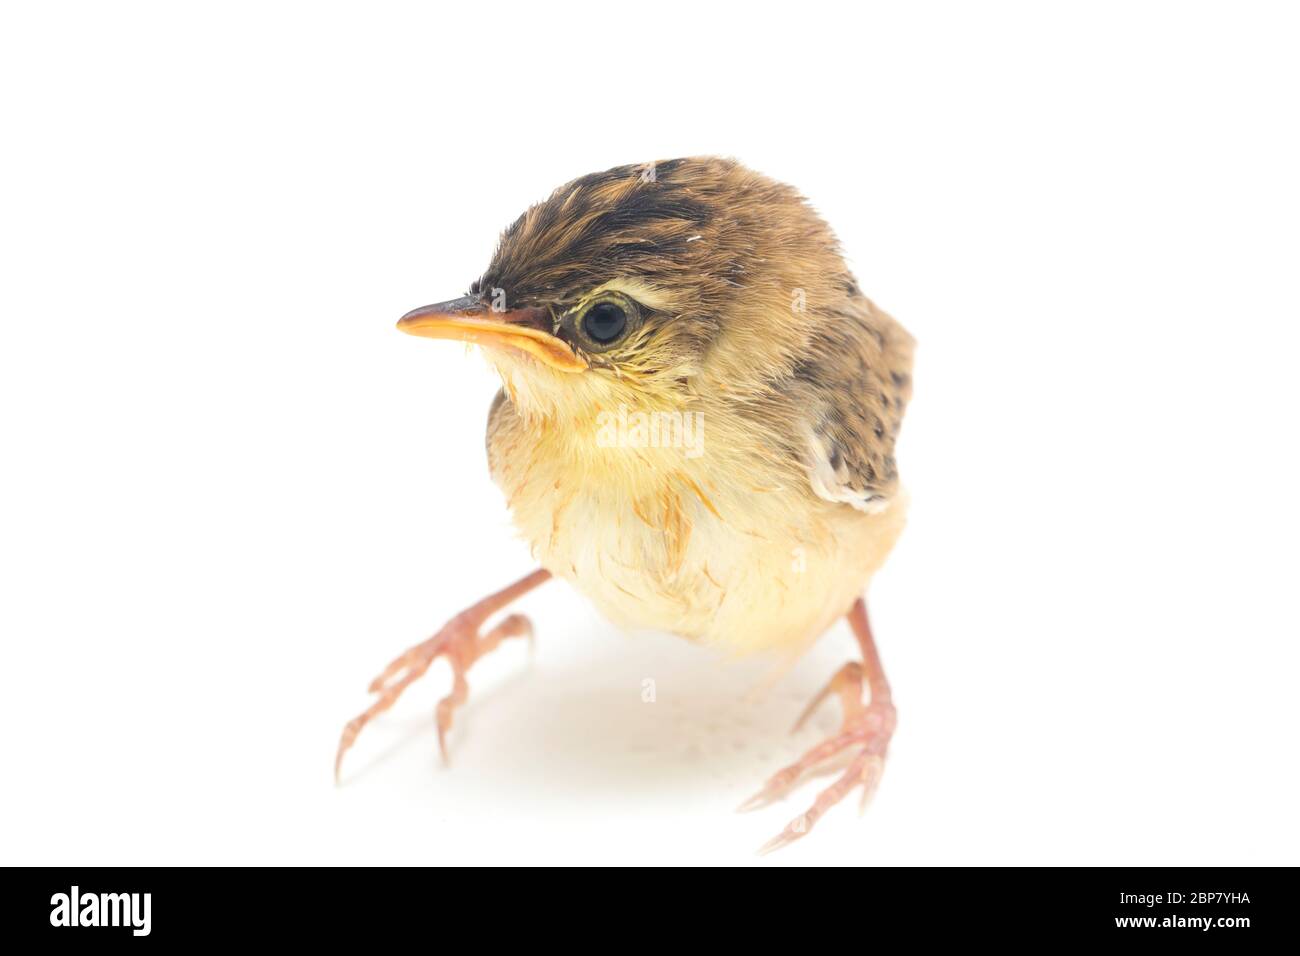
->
[[583, 302, 627, 344]]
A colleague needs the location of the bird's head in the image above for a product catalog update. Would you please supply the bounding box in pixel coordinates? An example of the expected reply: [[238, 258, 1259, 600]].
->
[[399, 157, 857, 424]]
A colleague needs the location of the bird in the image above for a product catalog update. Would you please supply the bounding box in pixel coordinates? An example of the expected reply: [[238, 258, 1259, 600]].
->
[[335, 157, 914, 852]]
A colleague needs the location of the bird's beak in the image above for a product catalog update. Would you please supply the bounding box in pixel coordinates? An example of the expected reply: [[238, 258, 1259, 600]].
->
[[396, 295, 586, 373]]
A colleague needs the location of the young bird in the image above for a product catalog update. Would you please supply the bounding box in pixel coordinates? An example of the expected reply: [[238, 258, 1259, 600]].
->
[[336, 158, 914, 851]]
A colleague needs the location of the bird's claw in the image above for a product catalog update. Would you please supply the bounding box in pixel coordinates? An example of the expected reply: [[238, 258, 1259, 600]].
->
[[334, 610, 534, 782], [742, 661, 895, 853]]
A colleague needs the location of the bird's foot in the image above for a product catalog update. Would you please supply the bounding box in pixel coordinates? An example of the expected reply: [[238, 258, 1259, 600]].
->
[[334, 569, 549, 781], [740, 659, 896, 854]]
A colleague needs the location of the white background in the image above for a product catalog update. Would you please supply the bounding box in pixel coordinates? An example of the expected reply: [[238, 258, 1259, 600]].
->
[[2, 2, 1298, 866]]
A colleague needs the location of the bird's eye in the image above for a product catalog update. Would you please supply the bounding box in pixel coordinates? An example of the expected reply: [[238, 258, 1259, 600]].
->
[[583, 302, 627, 344], [567, 292, 642, 353]]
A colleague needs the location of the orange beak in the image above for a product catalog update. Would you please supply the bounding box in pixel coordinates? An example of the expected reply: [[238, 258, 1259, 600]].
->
[[396, 295, 586, 373]]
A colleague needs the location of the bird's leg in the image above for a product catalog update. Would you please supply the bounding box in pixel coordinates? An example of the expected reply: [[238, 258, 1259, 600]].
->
[[334, 568, 550, 780], [741, 597, 897, 853]]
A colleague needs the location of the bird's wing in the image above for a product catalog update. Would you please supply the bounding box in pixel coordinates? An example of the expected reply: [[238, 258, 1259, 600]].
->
[[799, 297, 914, 513], [805, 421, 892, 514]]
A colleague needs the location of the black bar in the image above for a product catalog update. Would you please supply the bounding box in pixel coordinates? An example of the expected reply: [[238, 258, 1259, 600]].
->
[[4, 867, 1295, 944]]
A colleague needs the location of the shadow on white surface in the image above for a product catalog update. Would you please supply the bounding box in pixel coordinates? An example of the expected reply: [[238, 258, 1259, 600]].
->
[[330, 609, 872, 863]]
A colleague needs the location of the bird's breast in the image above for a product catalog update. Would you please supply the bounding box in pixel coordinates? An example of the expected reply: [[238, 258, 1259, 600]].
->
[[486, 401, 906, 654]]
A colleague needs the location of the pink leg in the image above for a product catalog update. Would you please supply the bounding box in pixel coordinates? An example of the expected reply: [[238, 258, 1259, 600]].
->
[[741, 597, 897, 853], [335, 568, 550, 781]]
